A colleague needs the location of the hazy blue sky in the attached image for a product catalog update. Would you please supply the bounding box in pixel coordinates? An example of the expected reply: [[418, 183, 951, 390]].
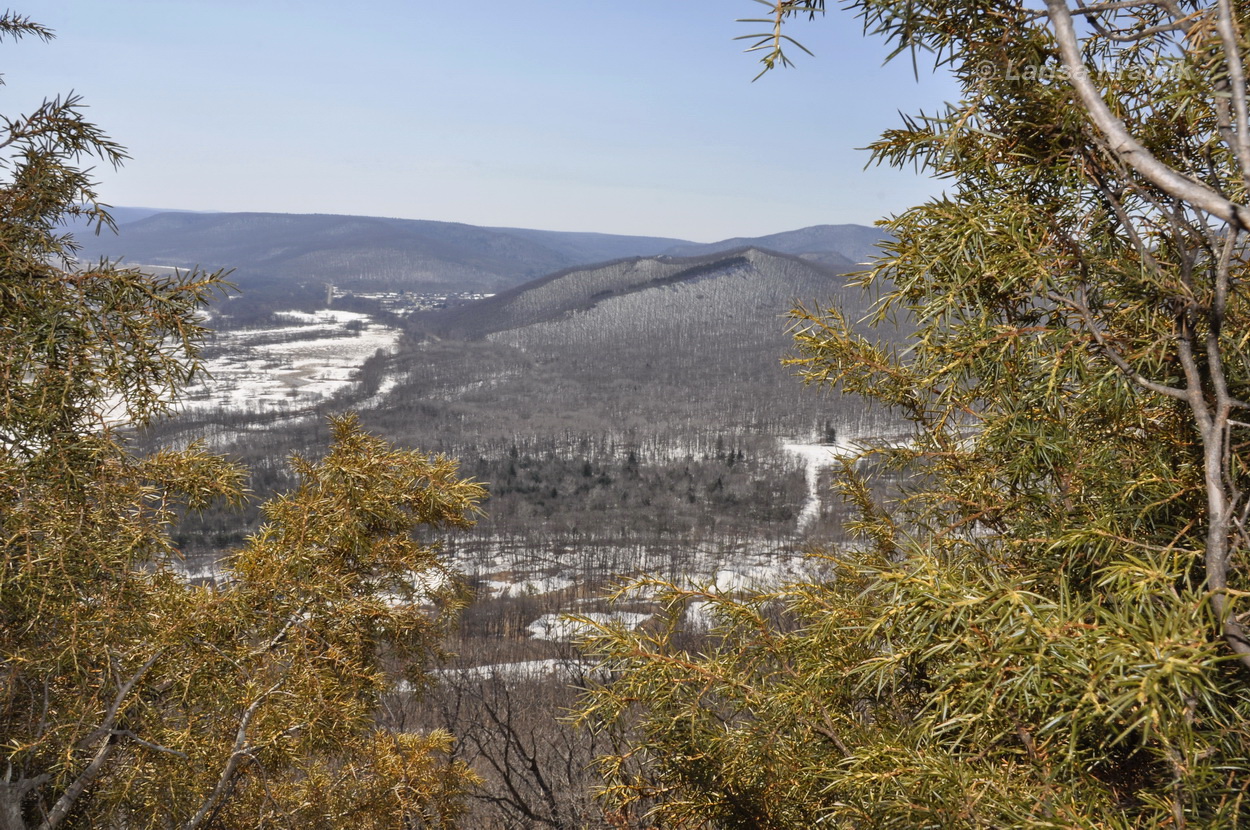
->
[[7, 1, 957, 241]]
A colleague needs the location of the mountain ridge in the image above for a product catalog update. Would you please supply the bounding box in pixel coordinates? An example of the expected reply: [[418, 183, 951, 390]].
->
[[662, 223, 886, 265], [379, 244, 888, 454], [67, 209, 887, 299], [419, 246, 858, 341]]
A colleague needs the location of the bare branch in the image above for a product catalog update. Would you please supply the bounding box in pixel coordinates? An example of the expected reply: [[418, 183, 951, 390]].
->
[[1046, 0, 1250, 229], [249, 604, 309, 658], [1046, 290, 1189, 401], [1216, 0, 1250, 190], [183, 681, 283, 830], [112, 731, 189, 759], [36, 649, 165, 830]]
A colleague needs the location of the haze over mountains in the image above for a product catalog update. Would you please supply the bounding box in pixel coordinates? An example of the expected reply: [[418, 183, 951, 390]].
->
[[70, 209, 885, 297]]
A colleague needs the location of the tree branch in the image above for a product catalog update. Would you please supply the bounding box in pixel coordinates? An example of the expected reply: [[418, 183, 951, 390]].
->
[[36, 649, 164, 830], [1216, 0, 1250, 191], [182, 681, 283, 830], [1046, 0, 1250, 228], [1045, 290, 1189, 401]]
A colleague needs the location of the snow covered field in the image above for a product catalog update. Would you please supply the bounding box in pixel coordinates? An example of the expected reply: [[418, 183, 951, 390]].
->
[[526, 612, 651, 641], [176, 309, 403, 416]]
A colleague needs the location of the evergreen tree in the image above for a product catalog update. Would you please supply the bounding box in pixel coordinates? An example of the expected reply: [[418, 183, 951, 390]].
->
[[578, 1, 1250, 825], [0, 14, 481, 829]]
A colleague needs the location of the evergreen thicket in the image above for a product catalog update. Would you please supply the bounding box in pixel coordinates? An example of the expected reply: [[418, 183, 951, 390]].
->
[[577, 1, 1250, 826], [0, 15, 482, 829]]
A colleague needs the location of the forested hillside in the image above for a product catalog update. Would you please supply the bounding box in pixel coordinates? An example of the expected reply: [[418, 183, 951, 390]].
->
[[661, 223, 884, 264], [156, 245, 902, 578], [134, 239, 903, 826]]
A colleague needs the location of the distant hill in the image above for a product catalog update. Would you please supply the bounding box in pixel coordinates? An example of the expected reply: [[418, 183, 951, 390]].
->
[[385, 246, 892, 449], [67, 210, 888, 300], [662, 224, 888, 265], [69, 211, 690, 296], [98, 206, 205, 225], [422, 246, 867, 342], [481, 226, 691, 265]]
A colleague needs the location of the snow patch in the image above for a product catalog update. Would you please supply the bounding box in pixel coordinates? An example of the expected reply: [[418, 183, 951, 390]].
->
[[781, 439, 861, 534], [273, 309, 370, 325], [526, 611, 651, 642], [485, 576, 577, 598], [436, 658, 596, 684], [172, 312, 403, 416]]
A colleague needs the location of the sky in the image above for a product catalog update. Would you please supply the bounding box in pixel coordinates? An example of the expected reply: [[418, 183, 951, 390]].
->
[[6, 1, 959, 242]]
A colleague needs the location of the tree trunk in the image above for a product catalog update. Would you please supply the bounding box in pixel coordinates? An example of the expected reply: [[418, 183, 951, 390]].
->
[[0, 783, 29, 830]]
